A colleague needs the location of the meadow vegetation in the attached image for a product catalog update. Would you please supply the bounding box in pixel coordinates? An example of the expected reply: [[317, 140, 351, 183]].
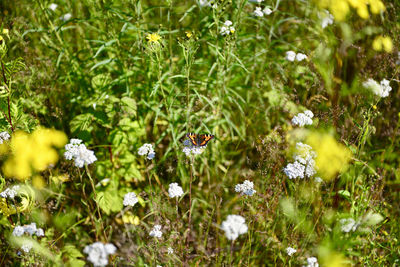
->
[[0, 0, 399, 266]]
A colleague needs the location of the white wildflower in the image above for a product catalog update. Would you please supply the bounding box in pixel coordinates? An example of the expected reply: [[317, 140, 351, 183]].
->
[[363, 78, 392, 98], [263, 7, 273, 15], [199, 0, 211, 7], [304, 257, 319, 267], [314, 177, 323, 183], [12, 226, 25, 237], [168, 183, 184, 198], [283, 161, 305, 179], [83, 242, 116, 267], [284, 142, 317, 179], [0, 185, 20, 199], [286, 247, 297, 256], [234, 180, 256, 196], [149, 225, 163, 238], [221, 20, 235, 36], [296, 53, 308, 61], [340, 218, 359, 233], [0, 131, 10, 144], [138, 143, 155, 160], [36, 228, 45, 237], [24, 223, 37, 236], [291, 110, 313, 127], [182, 139, 205, 157], [60, 13, 72, 21], [254, 7, 264, 17], [248, 0, 264, 3], [21, 241, 33, 253], [221, 215, 248, 240], [64, 138, 97, 168], [167, 247, 174, 254], [49, 3, 58, 11], [285, 51, 296, 62], [319, 10, 334, 28], [123, 192, 138, 207]]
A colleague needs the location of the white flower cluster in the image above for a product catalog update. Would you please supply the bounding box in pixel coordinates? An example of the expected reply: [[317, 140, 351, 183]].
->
[[198, 0, 217, 8], [234, 180, 256, 196], [0, 131, 10, 144], [286, 247, 297, 256], [319, 10, 334, 28], [149, 225, 163, 238], [363, 78, 392, 98], [221, 20, 235, 36], [182, 139, 205, 157], [48, 3, 58, 11], [83, 242, 117, 267], [221, 215, 248, 240], [0, 185, 20, 199], [292, 110, 314, 127], [138, 143, 155, 160], [12, 223, 45, 237], [168, 183, 184, 198], [64, 139, 97, 168], [303, 257, 319, 267], [167, 247, 174, 254], [123, 192, 138, 207], [21, 241, 33, 253], [339, 218, 360, 233], [283, 142, 316, 179], [253, 7, 273, 17], [285, 51, 307, 62]]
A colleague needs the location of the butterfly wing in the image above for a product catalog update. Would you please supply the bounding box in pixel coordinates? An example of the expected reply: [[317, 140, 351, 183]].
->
[[187, 133, 199, 146], [199, 134, 214, 146]]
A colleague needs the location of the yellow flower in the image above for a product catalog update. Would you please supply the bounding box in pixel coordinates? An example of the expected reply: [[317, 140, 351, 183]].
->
[[185, 31, 193, 39], [317, 0, 386, 21], [146, 33, 161, 43], [2, 128, 67, 180], [372, 36, 393, 53], [307, 133, 352, 181], [2, 29, 9, 34]]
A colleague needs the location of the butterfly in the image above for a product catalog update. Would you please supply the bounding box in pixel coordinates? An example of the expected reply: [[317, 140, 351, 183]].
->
[[186, 133, 214, 147]]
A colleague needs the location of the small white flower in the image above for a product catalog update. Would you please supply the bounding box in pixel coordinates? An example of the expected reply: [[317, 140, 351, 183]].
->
[[64, 139, 97, 168], [182, 139, 206, 157], [314, 177, 323, 183], [167, 247, 174, 254], [83, 242, 116, 267], [340, 218, 359, 233], [12, 226, 25, 237], [363, 78, 392, 98], [123, 192, 138, 207], [291, 110, 313, 127], [24, 223, 37, 236], [263, 7, 273, 15], [320, 10, 334, 28], [286, 247, 297, 256], [0, 131, 10, 144], [60, 13, 72, 21], [221, 215, 248, 240], [296, 53, 307, 61], [304, 257, 319, 267], [254, 7, 264, 17], [36, 228, 45, 237], [234, 180, 256, 196], [21, 241, 33, 253], [285, 51, 296, 62], [138, 143, 155, 160], [221, 20, 235, 36], [283, 161, 305, 179], [48, 3, 58, 11], [199, 0, 211, 7], [149, 225, 163, 238], [0, 185, 20, 199], [168, 183, 184, 198]]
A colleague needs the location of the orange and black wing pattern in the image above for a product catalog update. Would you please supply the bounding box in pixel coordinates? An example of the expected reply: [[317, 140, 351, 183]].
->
[[187, 133, 214, 147]]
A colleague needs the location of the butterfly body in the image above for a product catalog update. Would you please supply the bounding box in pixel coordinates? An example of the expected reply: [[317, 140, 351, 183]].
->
[[186, 133, 214, 147]]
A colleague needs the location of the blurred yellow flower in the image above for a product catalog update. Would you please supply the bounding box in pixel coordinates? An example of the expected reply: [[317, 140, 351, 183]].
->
[[2, 29, 9, 34], [307, 133, 352, 181], [372, 36, 393, 53], [317, 0, 385, 21], [1, 128, 67, 180], [116, 211, 140, 225], [146, 33, 161, 43]]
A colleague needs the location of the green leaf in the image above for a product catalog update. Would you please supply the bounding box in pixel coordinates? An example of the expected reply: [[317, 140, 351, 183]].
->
[[95, 189, 123, 215], [121, 97, 137, 117]]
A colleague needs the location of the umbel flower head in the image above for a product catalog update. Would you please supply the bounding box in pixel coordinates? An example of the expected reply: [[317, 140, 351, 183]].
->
[[221, 215, 248, 240], [149, 225, 163, 238], [234, 180, 256, 196], [138, 143, 155, 159], [363, 78, 392, 98], [220, 20, 235, 36], [83, 242, 117, 267], [291, 110, 314, 127], [1, 128, 67, 180], [123, 192, 138, 207], [182, 138, 209, 157], [64, 139, 97, 168], [283, 142, 316, 179], [0, 185, 20, 199], [0, 131, 10, 144], [168, 183, 184, 198]]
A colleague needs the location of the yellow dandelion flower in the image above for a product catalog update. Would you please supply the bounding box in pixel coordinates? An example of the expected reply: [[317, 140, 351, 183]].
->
[[146, 33, 161, 43]]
